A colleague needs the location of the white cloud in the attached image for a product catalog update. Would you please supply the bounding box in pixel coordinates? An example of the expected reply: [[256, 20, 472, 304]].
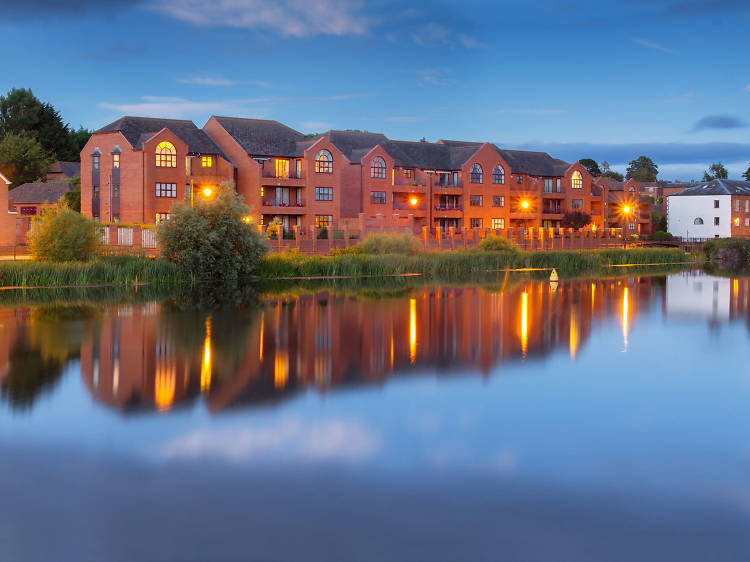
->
[[417, 68, 453, 86], [410, 22, 482, 49], [99, 96, 252, 118], [630, 37, 678, 55], [151, 0, 368, 38], [161, 418, 381, 463]]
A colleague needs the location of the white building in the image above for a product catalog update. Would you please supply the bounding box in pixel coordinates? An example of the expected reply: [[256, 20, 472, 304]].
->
[[667, 179, 750, 239]]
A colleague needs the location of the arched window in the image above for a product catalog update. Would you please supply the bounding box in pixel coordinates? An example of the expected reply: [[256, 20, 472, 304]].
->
[[694, 217, 704, 225], [470, 163, 483, 184], [492, 165, 505, 185], [156, 141, 176, 168], [371, 156, 386, 179], [571, 171, 582, 189], [315, 150, 333, 174]]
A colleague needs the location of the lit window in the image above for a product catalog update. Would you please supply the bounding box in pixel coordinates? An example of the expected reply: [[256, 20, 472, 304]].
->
[[156, 141, 177, 168], [491, 218, 505, 229], [112, 214, 120, 223], [470, 195, 483, 207], [470, 218, 483, 228], [112, 154, 120, 169], [315, 215, 332, 228], [492, 195, 505, 207], [156, 213, 170, 223], [315, 150, 333, 174], [156, 182, 177, 198], [370, 191, 386, 204], [492, 166, 505, 184], [571, 171, 582, 189], [370, 157, 386, 179], [315, 187, 333, 201], [202, 156, 213, 168], [470, 164, 483, 184], [572, 199, 583, 210]]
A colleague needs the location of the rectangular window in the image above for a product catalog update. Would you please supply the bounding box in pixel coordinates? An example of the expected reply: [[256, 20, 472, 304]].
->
[[746, 218, 749, 227], [156, 213, 170, 224], [714, 200, 720, 208], [156, 182, 177, 198], [403, 168, 414, 178], [470, 218, 483, 228], [556, 178, 561, 192], [370, 191, 386, 204], [260, 186, 264, 197], [492, 195, 505, 207], [93, 185, 100, 196], [112, 154, 120, 169], [275, 159, 288, 178], [92, 155, 100, 170], [491, 218, 505, 229], [202, 156, 213, 168], [572, 199, 583, 210], [735, 199, 740, 212], [516, 175, 523, 184], [629, 223, 636, 231], [20, 206, 37, 216], [315, 215, 332, 229], [544, 179, 553, 193], [470, 195, 483, 207], [315, 187, 333, 201], [113, 184, 120, 198], [714, 217, 720, 226], [112, 214, 120, 223]]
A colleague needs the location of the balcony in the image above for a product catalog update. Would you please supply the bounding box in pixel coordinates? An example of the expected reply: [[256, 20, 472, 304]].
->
[[261, 169, 304, 186], [542, 207, 562, 216], [434, 205, 463, 217], [542, 189, 565, 199], [262, 199, 306, 213], [393, 176, 426, 188], [392, 202, 427, 217]]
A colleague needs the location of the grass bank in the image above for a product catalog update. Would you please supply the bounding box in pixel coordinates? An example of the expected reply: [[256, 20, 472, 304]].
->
[[258, 248, 689, 279], [0, 256, 186, 288]]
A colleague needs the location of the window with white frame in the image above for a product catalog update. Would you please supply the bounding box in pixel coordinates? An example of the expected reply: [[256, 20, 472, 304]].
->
[[156, 141, 177, 168], [470, 195, 483, 207], [315, 150, 333, 174], [492, 195, 504, 207], [315, 187, 333, 201], [370, 157, 386, 179], [156, 182, 177, 198], [571, 171, 582, 189], [470, 164, 483, 184], [470, 218, 483, 228], [491, 218, 505, 229], [492, 166, 505, 184]]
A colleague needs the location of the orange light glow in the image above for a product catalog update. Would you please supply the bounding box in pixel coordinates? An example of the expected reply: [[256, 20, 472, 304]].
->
[[200, 316, 212, 393], [242, 216, 252, 223], [410, 197, 418, 206], [622, 287, 629, 351], [734, 217, 740, 226], [155, 363, 176, 412], [521, 200, 530, 209], [409, 298, 417, 364], [203, 187, 213, 198], [569, 309, 578, 360], [274, 351, 289, 389], [521, 291, 528, 358], [623, 205, 631, 214]]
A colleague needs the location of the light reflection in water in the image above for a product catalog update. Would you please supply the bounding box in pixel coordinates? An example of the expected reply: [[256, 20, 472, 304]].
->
[[622, 287, 629, 351], [409, 298, 417, 364], [570, 309, 578, 361], [521, 291, 528, 359], [200, 316, 212, 393]]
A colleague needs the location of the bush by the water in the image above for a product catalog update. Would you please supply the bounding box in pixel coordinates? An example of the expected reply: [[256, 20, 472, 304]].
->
[[157, 182, 267, 282], [702, 238, 750, 268], [475, 237, 518, 252], [29, 207, 101, 262], [335, 233, 424, 256], [652, 231, 674, 241]]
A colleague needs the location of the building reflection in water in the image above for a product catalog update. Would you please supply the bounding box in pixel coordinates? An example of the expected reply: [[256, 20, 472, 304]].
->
[[2, 275, 749, 414]]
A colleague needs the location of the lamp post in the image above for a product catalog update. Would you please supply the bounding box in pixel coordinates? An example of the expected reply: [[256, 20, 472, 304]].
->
[[622, 205, 632, 248]]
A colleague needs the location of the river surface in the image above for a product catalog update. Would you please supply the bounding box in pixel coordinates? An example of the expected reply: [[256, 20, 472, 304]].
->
[[1, 270, 749, 562]]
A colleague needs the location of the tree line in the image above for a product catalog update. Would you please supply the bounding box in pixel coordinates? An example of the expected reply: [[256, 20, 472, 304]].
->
[[579, 155, 750, 183], [0, 88, 91, 188]]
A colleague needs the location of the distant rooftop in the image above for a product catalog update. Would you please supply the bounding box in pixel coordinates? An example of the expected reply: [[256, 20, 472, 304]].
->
[[9, 182, 74, 205], [668, 179, 750, 197]]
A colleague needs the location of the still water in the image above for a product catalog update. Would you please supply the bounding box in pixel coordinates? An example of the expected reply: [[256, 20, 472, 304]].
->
[[1, 271, 749, 561]]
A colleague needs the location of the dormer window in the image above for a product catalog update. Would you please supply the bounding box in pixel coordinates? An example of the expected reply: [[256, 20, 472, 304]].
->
[[571, 171, 582, 189], [202, 156, 213, 168], [112, 154, 120, 169], [470, 163, 483, 184], [315, 150, 333, 174], [371, 156, 386, 179], [156, 141, 177, 168], [492, 165, 505, 184]]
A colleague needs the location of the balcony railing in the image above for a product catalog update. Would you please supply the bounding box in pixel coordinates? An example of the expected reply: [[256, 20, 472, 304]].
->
[[434, 180, 463, 188], [394, 176, 425, 187], [262, 200, 306, 207], [434, 205, 463, 211], [542, 208, 562, 214], [261, 170, 303, 179], [392, 203, 427, 212]]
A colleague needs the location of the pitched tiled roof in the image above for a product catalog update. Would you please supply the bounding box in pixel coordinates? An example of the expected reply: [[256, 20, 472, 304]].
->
[[495, 148, 570, 177], [48, 161, 81, 178], [212, 116, 306, 157], [320, 130, 390, 160], [9, 182, 73, 205], [669, 179, 750, 197], [598, 178, 626, 191], [97, 116, 226, 155]]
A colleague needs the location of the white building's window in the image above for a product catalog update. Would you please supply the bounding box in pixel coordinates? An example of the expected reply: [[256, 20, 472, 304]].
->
[[694, 218, 704, 225], [714, 200, 720, 209], [714, 217, 720, 226]]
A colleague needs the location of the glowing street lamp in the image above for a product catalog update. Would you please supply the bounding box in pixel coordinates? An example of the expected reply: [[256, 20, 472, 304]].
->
[[242, 216, 252, 224], [203, 187, 214, 198], [409, 197, 418, 207], [521, 200, 530, 209]]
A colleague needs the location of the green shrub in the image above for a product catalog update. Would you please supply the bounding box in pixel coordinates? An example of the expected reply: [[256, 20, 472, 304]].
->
[[29, 207, 101, 262], [702, 238, 750, 266], [475, 237, 518, 252], [157, 181, 268, 283], [343, 233, 424, 255], [653, 231, 673, 241]]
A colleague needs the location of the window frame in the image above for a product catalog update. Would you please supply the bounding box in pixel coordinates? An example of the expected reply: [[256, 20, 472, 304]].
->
[[112, 154, 120, 169], [469, 194, 483, 207], [201, 156, 213, 168], [571, 171, 583, 189], [370, 157, 387, 179], [315, 187, 333, 201], [470, 217, 483, 229], [315, 215, 332, 229], [470, 163, 483, 184], [370, 191, 386, 205], [155, 141, 177, 168], [491, 218, 505, 229], [155, 212, 170, 224], [155, 182, 177, 198], [491, 165, 505, 185], [315, 150, 333, 174], [492, 195, 505, 207], [572, 199, 583, 210]]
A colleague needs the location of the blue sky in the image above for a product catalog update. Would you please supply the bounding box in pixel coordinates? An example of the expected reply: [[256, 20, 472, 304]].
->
[[1, 0, 749, 179]]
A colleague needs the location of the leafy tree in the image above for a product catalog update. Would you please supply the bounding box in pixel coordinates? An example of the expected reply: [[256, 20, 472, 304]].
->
[[601, 161, 611, 173], [157, 181, 267, 283], [579, 158, 601, 177], [626, 156, 658, 182], [601, 170, 624, 181], [29, 206, 101, 261], [65, 126, 92, 161], [0, 132, 53, 187], [561, 211, 592, 229], [743, 164, 750, 181], [702, 162, 728, 181], [60, 174, 81, 212], [0, 88, 73, 160]]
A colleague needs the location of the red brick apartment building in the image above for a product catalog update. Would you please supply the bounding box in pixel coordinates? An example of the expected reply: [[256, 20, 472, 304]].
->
[[81, 115, 648, 233], [595, 177, 652, 235]]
